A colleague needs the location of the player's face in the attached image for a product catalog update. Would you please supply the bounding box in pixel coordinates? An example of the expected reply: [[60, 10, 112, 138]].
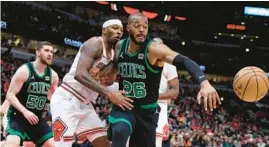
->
[[37, 45, 54, 65], [105, 24, 123, 43], [127, 16, 148, 44]]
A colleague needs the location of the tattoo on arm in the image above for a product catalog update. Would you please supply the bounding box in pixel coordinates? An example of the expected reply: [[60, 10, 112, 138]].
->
[[74, 37, 111, 97]]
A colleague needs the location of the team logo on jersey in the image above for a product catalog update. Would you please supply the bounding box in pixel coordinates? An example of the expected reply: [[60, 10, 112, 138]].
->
[[45, 76, 50, 81], [138, 53, 144, 59]]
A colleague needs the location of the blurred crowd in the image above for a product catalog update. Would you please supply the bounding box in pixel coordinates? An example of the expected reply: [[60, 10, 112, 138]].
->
[[1, 2, 179, 48], [167, 86, 269, 147], [2, 1, 268, 77], [1, 1, 269, 147]]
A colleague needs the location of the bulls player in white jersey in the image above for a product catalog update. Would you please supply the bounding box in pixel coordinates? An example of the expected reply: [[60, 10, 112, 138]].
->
[[50, 19, 133, 147], [153, 38, 179, 147]]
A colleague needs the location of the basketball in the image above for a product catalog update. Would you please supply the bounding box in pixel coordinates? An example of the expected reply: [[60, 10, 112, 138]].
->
[[233, 66, 269, 102]]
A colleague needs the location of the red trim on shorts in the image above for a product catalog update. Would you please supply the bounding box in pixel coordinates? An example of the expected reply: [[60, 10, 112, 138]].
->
[[63, 135, 75, 142], [61, 84, 85, 102], [77, 127, 105, 135], [76, 130, 106, 142], [156, 133, 163, 138], [77, 128, 107, 138], [62, 83, 86, 100]]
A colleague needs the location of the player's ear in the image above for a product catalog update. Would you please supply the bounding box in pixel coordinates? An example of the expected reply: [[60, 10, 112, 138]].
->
[[126, 25, 130, 33], [36, 49, 40, 57]]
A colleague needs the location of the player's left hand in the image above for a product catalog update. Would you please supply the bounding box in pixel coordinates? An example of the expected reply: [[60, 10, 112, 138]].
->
[[197, 80, 221, 111]]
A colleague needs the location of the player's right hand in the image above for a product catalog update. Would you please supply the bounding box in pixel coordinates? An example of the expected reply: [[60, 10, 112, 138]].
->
[[108, 91, 133, 110], [23, 110, 39, 125]]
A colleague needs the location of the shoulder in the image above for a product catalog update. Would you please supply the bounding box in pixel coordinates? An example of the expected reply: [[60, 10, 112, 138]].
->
[[50, 68, 59, 78], [17, 63, 30, 75], [79, 37, 104, 58], [50, 68, 59, 83], [13, 63, 30, 81], [82, 36, 102, 47], [148, 41, 161, 51]]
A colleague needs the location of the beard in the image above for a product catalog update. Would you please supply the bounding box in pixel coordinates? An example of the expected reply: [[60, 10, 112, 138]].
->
[[40, 55, 51, 65], [130, 32, 144, 45]]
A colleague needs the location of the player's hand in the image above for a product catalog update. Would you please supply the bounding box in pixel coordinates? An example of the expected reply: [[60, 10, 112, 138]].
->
[[108, 91, 133, 110], [197, 80, 221, 111], [23, 110, 39, 125]]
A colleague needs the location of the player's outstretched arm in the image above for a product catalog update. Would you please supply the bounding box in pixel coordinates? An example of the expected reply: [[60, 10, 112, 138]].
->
[[74, 38, 133, 110], [149, 42, 221, 111], [6, 65, 39, 125], [47, 70, 59, 100], [99, 40, 122, 77], [159, 64, 179, 100]]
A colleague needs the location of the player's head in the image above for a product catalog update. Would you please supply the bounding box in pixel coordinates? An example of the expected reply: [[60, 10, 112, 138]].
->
[[36, 41, 54, 65], [153, 37, 163, 44], [127, 12, 148, 45], [102, 19, 123, 44]]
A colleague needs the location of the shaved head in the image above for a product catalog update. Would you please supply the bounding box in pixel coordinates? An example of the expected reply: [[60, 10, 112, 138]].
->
[[128, 12, 148, 25], [127, 12, 149, 44]]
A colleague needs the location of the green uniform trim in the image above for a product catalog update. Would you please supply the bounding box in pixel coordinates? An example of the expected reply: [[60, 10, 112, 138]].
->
[[117, 39, 125, 59], [108, 115, 133, 134], [125, 39, 140, 57], [24, 132, 31, 140], [6, 111, 25, 140], [144, 40, 160, 74], [49, 68, 52, 84], [140, 102, 158, 109], [36, 132, 53, 145], [31, 62, 48, 79], [25, 63, 32, 84]]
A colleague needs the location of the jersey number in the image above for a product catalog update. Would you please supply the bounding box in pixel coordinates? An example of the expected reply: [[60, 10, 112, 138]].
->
[[26, 94, 46, 110], [123, 80, 146, 98]]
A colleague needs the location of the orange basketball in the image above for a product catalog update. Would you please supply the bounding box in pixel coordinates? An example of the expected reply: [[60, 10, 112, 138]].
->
[[233, 66, 269, 102]]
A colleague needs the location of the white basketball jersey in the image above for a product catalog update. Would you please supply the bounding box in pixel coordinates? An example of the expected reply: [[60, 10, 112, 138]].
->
[[158, 63, 178, 117], [62, 37, 114, 104]]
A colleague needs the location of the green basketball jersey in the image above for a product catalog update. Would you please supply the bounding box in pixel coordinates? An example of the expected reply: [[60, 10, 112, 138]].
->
[[8, 62, 52, 117], [117, 38, 163, 105]]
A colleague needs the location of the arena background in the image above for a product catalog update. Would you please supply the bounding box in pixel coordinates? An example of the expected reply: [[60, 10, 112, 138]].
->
[[1, 1, 269, 146]]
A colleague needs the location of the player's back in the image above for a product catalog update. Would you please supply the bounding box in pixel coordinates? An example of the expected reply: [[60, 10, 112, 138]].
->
[[8, 62, 52, 117], [117, 38, 163, 106], [62, 37, 114, 103]]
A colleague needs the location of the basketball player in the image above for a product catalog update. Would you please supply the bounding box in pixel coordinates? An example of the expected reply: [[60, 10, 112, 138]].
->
[[153, 37, 179, 147], [99, 12, 221, 147], [50, 19, 132, 147], [4, 41, 59, 147]]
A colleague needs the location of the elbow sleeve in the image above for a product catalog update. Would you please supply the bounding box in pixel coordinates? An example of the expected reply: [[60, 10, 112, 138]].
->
[[172, 54, 206, 84]]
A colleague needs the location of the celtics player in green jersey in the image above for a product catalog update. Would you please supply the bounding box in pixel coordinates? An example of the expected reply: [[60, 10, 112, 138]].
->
[[5, 41, 59, 147], [99, 12, 221, 147]]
